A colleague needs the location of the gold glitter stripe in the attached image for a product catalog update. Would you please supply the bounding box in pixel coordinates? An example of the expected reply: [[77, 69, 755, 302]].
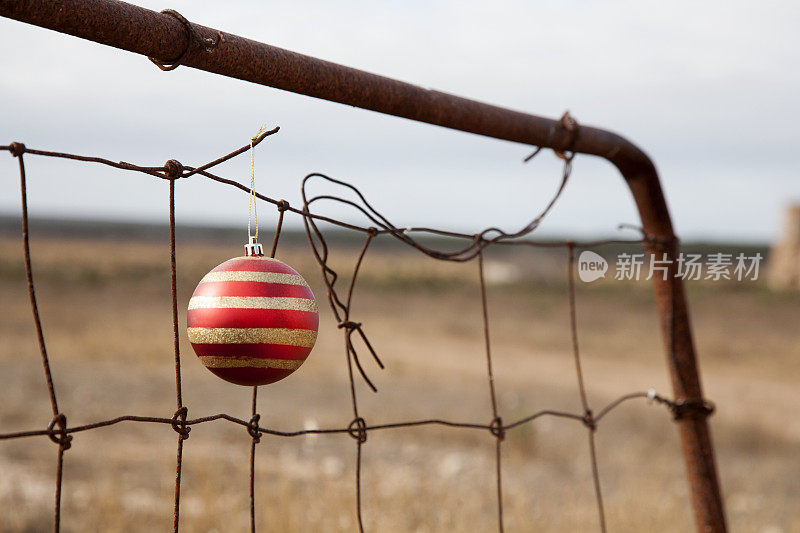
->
[[199, 356, 304, 370], [188, 296, 318, 312], [200, 271, 308, 286], [187, 327, 317, 347]]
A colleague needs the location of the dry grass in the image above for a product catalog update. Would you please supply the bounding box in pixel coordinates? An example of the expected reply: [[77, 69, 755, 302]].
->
[[0, 233, 798, 532]]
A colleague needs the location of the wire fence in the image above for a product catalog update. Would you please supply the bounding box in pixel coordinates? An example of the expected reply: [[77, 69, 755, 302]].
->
[[1, 133, 689, 532]]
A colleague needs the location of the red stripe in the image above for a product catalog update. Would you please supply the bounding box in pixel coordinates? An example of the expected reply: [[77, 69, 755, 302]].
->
[[187, 308, 319, 330], [192, 281, 315, 299], [190, 342, 313, 360], [212, 258, 299, 275], [207, 366, 298, 386]]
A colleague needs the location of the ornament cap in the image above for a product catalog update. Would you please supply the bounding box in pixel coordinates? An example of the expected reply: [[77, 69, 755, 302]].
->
[[244, 236, 264, 256]]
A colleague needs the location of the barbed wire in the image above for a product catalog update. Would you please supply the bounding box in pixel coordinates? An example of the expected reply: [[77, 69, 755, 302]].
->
[[1, 135, 688, 532]]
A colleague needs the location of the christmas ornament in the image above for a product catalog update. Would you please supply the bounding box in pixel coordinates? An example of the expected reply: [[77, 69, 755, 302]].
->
[[186, 243, 318, 386], [186, 127, 318, 386]]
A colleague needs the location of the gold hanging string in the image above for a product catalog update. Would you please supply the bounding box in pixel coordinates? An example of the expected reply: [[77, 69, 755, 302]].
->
[[248, 125, 267, 242]]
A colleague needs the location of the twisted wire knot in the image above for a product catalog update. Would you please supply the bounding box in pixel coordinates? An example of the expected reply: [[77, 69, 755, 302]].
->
[[581, 410, 597, 431], [338, 321, 362, 331], [148, 9, 222, 72], [554, 111, 579, 161], [347, 417, 367, 444], [489, 417, 505, 441], [248, 414, 262, 442], [171, 407, 191, 440], [670, 399, 715, 421], [47, 413, 72, 450], [8, 142, 26, 158], [276, 200, 290, 212], [561, 110, 578, 132], [164, 159, 184, 179]]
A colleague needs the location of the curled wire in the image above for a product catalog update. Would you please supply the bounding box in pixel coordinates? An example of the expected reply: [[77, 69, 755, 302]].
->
[[299, 146, 573, 264], [148, 9, 223, 71]]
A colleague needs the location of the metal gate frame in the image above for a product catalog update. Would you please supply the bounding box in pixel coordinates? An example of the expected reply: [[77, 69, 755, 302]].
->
[[0, 1, 727, 530]]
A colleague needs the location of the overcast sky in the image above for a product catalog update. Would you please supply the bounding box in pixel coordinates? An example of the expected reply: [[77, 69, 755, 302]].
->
[[1, 0, 798, 242]]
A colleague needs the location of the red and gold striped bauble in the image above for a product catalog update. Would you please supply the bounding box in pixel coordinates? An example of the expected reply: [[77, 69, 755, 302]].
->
[[187, 255, 318, 386]]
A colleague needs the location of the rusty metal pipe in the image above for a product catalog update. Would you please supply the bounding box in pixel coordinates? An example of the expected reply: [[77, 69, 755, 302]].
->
[[0, 0, 650, 174], [0, 0, 727, 530]]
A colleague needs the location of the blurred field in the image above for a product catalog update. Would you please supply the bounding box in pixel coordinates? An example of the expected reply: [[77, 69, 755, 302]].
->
[[0, 223, 798, 532]]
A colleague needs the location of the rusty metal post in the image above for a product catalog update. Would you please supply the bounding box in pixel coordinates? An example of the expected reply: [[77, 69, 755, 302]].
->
[[0, 1, 727, 530], [626, 173, 727, 533]]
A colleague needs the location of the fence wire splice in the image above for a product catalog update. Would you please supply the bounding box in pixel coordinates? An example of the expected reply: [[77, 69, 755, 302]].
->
[[2, 136, 695, 532]]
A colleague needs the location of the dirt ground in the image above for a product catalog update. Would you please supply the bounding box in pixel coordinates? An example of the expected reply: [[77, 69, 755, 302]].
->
[[0, 231, 798, 532]]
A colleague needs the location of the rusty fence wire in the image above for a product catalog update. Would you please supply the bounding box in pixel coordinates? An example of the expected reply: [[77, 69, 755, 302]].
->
[[1, 133, 686, 532]]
